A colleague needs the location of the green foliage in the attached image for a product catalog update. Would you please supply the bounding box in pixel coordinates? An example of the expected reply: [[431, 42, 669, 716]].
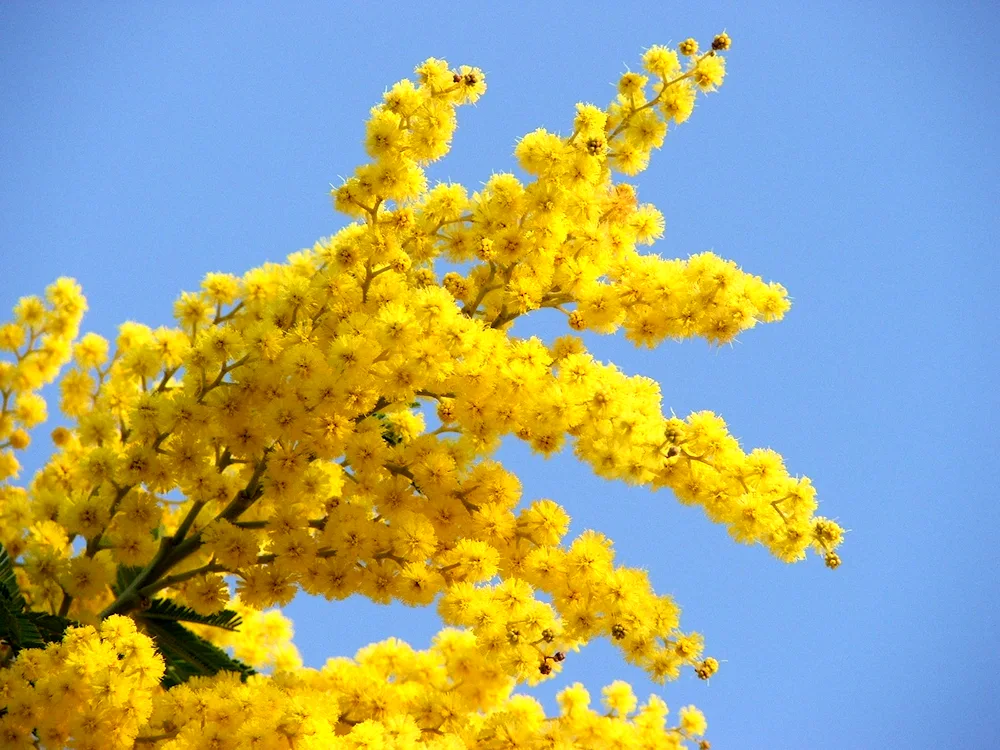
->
[[141, 597, 244, 631], [111, 562, 254, 686], [0, 542, 19, 601], [1, 551, 254, 687], [114, 564, 144, 595], [374, 410, 403, 446], [0, 542, 74, 656], [143, 617, 255, 688]]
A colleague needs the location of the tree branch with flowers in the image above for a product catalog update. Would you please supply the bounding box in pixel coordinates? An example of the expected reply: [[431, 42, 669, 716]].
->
[[0, 32, 843, 750]]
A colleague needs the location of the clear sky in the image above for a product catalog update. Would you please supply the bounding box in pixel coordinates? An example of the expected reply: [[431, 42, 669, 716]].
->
[[2, 2, 998, 748]]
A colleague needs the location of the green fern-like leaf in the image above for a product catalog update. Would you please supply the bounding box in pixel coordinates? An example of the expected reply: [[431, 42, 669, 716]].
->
[[0, 543, 74, 652], [142, 598, 243, 631], [113, 564, 145, 596], [0, 542, 23, 604], [140, 617, 255, 688], [0, 595, 23, 646], [25, 612, 74, 646]]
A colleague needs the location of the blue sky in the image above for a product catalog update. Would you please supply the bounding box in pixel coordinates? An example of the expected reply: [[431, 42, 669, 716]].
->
[[2, 2, 998, 747]]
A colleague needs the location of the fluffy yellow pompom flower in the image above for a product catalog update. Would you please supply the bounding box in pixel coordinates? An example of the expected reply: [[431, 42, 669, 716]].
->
[[693, 54, 726, 91], [642, 44, 682, 78], [73, 332, 110, 369], [603, 680, 638, 715], [679, 704, 708, 736]]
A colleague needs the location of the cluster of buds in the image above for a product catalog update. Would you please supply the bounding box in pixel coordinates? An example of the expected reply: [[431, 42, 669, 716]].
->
[[695, 657, 720, 680], [712, 32, 732, 51], [539, 650, 567, 675], [680, 32, 730, 57]]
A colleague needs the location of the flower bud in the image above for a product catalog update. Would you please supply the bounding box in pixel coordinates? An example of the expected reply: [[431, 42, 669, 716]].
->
[[712, 32, 732, 51], [679, 38, 699, 56]]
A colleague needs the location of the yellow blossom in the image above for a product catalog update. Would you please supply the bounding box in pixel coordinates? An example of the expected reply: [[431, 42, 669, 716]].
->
[[0, 35, 840, 750]]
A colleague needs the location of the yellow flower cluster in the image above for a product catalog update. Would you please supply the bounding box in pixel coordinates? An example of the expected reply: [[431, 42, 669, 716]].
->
[[0, 278, 86, 481], [2, 628, 710, 749], [0, 616, 163, 749], [0, 35, 843, 748], [333, 57, 485, 218]]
